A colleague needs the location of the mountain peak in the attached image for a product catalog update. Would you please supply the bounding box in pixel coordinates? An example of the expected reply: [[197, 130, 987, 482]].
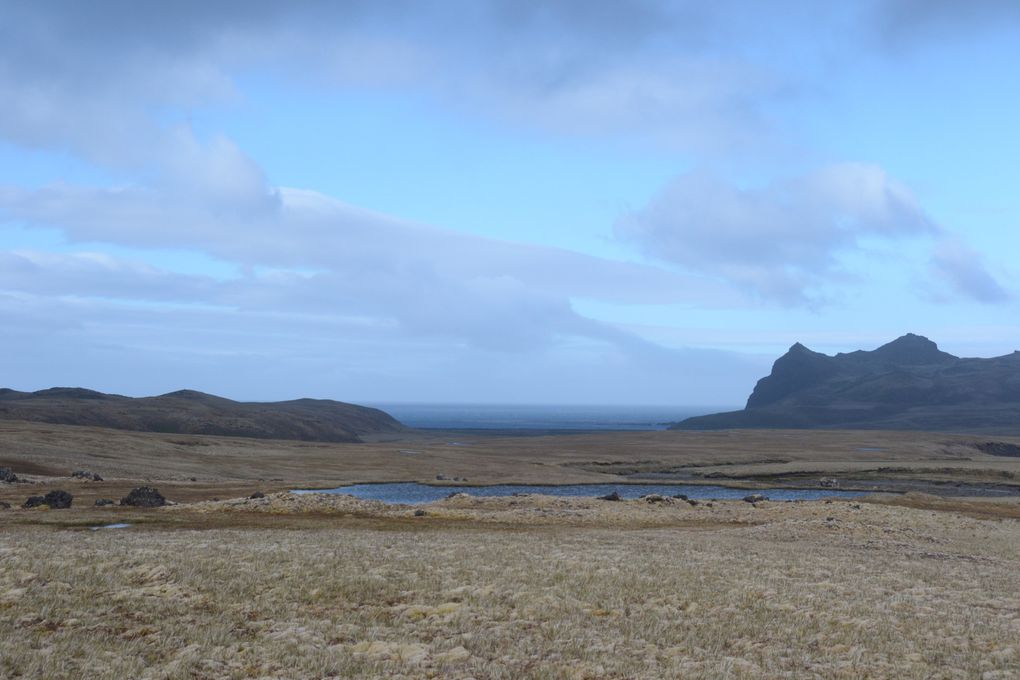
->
[[872, 333, 955, 364]]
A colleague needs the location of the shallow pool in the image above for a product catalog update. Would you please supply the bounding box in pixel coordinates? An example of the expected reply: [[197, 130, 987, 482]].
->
[[292, 482, 867, 505]]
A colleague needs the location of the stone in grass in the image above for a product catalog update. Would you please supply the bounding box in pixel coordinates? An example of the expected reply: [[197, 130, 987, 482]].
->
[[95, 498, 115, 506], [120, 486, 166, 507], [598, 491, 621, 501], [414, 509, 427, 517], [641, 494, 667, 503], [23, 490, 73, 509], [743, 494, 769, 503], [249, 491, 266, 499], [71, 470, 103, 482], [0, 467, 20, 483]]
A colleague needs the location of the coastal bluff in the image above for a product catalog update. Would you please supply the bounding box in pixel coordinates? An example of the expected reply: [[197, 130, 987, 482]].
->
[[672, 334, 1020, 433]]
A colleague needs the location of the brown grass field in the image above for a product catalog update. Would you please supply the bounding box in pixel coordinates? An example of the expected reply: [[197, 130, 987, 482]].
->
[[2, 420, 1020, 678]]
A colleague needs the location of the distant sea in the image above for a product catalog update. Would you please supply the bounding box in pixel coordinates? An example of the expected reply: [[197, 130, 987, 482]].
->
[[367, 403, 734, 431]]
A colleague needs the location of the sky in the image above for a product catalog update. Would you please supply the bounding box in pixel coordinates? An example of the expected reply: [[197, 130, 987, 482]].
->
[[1, 0, 1018, 406]]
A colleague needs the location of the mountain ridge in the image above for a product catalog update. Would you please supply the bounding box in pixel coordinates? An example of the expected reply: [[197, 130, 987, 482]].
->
[[0, 387, 406, 442], [672, 334, 1020, 433]]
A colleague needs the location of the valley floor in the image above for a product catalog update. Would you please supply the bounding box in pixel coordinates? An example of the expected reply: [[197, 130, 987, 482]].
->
[[2, 422, 1020, 678]]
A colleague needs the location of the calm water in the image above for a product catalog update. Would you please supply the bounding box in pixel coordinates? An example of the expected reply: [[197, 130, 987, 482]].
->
[[294, 483, 867, 505], [367, 403, 731, 431]]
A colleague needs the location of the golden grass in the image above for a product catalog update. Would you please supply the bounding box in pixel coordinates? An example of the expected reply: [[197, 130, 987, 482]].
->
[[2, 495, 1019, 679]]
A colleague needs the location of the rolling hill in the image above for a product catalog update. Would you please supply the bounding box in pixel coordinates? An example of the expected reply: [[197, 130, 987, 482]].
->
[[0, 387, 405, 442]]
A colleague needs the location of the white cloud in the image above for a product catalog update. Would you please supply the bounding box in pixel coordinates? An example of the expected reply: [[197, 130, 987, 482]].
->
[[615, 163, 939, 304]]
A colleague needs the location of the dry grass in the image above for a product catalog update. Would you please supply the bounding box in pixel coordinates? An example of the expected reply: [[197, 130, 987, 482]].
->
[[2, 495, 1020, 679], [2, 422, 1020, 678]]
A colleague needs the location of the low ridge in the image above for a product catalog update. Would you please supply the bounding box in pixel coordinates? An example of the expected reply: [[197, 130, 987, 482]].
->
[[0, 387, 405, 442], [673, 334, 1020, 433]]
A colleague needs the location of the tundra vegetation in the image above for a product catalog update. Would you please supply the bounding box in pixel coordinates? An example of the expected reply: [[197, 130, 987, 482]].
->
[[1, 422, 1019, 678]]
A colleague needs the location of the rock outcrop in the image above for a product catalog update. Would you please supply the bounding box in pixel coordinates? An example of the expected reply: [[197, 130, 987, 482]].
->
[[673, 334, 1020, 433], [120, 487, 167, 507]]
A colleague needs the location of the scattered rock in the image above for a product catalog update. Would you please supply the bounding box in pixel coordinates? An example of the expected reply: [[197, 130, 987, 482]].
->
[[70, 470, 103, 482], [120, 486, 166, 507], [686, 499, 699, 507], [189, 477, 197, 482], [743, 494, 768, 503], [249, 491, 265, 499], [414, 509, 427, 517], [673, 493, 689, 500], [94, 498, 115, 506], [705, 502, 714, 508], [436, 473, 448, 481], [45, 490, 73, 509], [445, 492, 468, 500], [850, 503, 862, 510], [598, 491, 621, 501], [23, 490, 72, 509], [0, 467, 20, 483], [641, 494, 666, 503], [819, 478, 838, 488]]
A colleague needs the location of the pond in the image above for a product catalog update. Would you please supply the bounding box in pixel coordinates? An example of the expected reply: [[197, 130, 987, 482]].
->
[[292, 482, 868, 505]]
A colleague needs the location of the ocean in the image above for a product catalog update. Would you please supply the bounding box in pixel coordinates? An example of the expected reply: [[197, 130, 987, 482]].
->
[[366, 403, 732, 431]]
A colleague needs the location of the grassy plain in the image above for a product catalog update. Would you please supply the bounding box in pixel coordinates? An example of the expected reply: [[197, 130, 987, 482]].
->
[[2, 420, 1020, 678]]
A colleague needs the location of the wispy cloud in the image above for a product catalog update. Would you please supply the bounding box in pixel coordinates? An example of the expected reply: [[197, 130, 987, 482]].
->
[[615, 163, 938, 304], [929, 237, 1011, 303]]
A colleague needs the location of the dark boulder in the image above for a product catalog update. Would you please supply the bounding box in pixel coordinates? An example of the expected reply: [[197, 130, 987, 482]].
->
[[0, 467, 19, 483], [23, 490, 72, 509], [249, 491, 266, 499], [414, 509, 427, 517], [642, 494, 667, 504], [94, 498, 115, 506], [71, 470, 103, 482], [599, 491, 621, 501], [743, 494, 768, 503], [120, 486, 166, 507], [44, 490, 73, 509]]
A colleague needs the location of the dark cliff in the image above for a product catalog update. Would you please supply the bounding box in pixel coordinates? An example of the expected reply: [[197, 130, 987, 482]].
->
[[672, 334, 1020, 432]]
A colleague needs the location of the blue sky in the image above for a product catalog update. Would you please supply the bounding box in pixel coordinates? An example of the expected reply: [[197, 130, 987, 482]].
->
[[1, 1, 1018, 405]]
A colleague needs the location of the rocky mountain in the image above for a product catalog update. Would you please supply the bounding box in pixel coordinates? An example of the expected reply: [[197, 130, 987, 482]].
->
[[672, 334, 1020, 432], [0, 387, 405, 442]]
